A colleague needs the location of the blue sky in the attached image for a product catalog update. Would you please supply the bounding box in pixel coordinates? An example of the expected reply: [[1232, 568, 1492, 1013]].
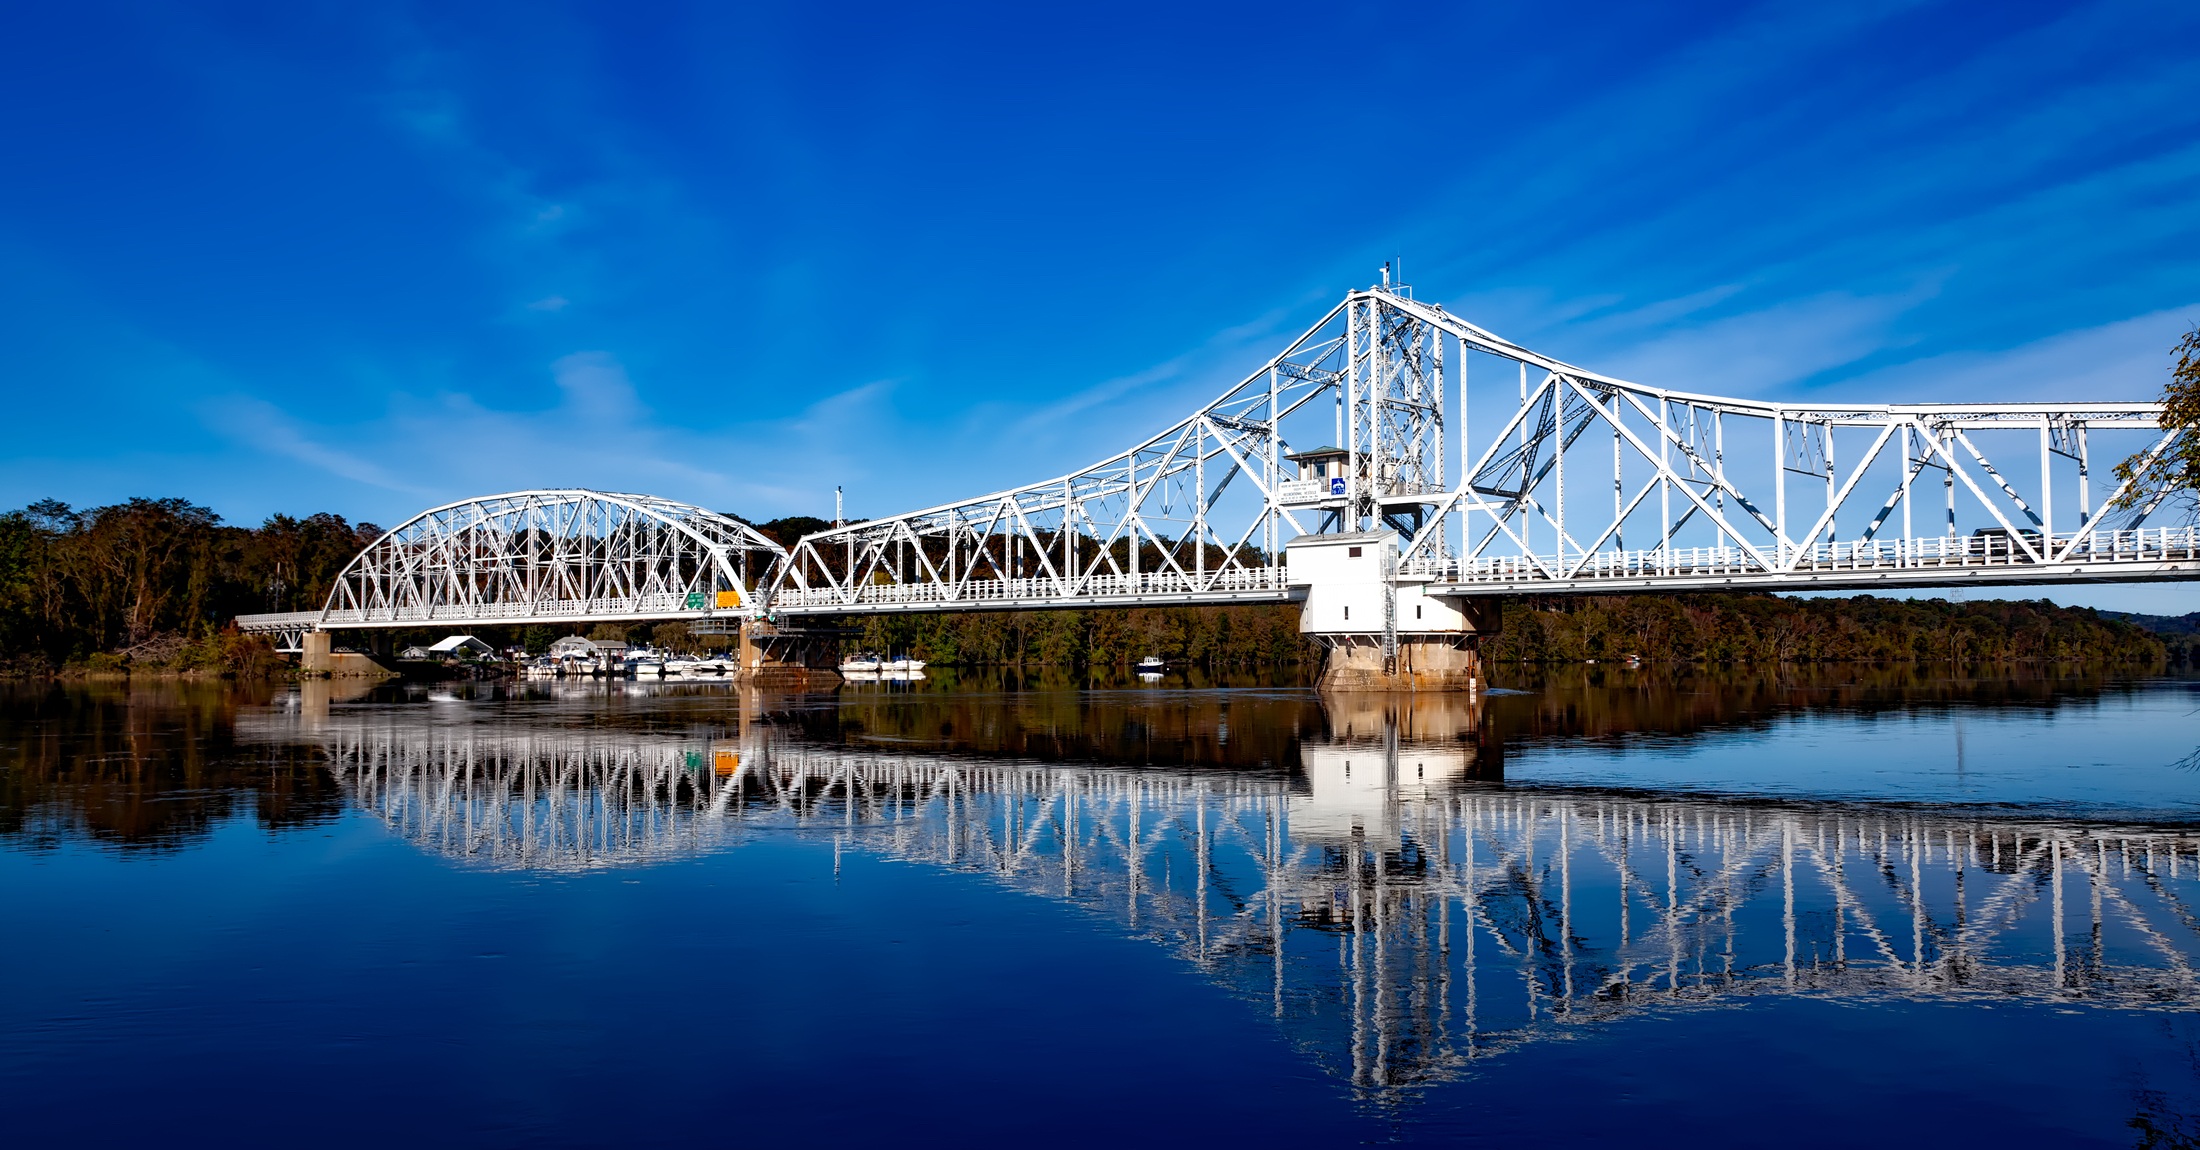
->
[[2, 1, 2196, 609]]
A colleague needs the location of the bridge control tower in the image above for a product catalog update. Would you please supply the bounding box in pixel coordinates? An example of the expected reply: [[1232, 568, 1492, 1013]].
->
[[1288, 531, 1494, 690], [1275, 277, 1492, 690]]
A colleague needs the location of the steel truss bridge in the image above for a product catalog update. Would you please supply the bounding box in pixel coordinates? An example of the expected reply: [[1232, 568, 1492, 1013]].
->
[[243, 699, 2200, 1096], [236, 281, 2195, 642]]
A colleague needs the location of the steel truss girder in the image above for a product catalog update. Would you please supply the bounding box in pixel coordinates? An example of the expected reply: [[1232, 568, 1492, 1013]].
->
[[234, 286, 2192, 636], [767, 285, 2188, 615], [304, 489, 788, 630]]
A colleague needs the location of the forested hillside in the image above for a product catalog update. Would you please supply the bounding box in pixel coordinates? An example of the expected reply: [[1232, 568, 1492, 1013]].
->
[[0, 498, 378, 673], [854, 593, 2165, 668], [0, 497, 2171, 673], [1482, 594, 2165, 665]]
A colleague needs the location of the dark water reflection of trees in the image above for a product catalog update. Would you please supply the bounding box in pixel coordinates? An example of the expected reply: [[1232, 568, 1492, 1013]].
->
[[0, 680, 343, 849], [0, 664, 2177, 852], [1486, 661, 2156, 748]]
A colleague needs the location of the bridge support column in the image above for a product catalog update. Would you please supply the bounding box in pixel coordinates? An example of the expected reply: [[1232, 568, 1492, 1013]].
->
[[299, 630, 397, 678], [736, 619, 842, 689], [1313, 628, 1489, 692], [1287, 530, 1499, 693]]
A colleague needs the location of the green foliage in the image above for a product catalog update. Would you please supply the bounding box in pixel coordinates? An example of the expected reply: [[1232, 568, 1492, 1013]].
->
[[2115, 324, 2200, 514], [847, 593, 2163, 669], [755, 516, 834, 548], [0, 497, 379, 673], [1480, 593, 2164, 665]]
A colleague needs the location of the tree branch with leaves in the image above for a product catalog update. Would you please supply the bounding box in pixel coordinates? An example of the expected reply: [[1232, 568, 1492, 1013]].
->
[[2114, 326, 2200, 516]]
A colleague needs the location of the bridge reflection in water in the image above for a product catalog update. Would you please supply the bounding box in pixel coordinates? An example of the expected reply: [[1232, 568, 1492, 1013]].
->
[[262, 686, 2200, 1096]]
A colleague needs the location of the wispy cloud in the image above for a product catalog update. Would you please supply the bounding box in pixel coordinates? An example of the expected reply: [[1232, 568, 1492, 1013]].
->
[[1594, 286, 1937, 397], [195, 353, 914, 521], [1009, 302, 1312, 436], [1827, 305, 2200, 404], [198, 396, 429, 495]]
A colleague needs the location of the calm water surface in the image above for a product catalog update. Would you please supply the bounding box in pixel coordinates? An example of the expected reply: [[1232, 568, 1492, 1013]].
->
[[5, 667, 2200, 1146]]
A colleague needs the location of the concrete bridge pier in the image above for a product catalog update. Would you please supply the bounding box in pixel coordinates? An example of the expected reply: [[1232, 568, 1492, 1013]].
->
[[1288, 530, 1499, 693], [299, 630, 397, 678], [736, 619, 842, 689]]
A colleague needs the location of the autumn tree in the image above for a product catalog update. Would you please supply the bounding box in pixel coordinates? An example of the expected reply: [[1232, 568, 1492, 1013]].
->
[[2115, 325, 2200, 516]]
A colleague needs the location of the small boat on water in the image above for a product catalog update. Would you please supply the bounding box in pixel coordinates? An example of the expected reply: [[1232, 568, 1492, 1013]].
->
[[1136, 655, 1165, 672], [840, 652, 882, 673], [880, 655, 928, 672]]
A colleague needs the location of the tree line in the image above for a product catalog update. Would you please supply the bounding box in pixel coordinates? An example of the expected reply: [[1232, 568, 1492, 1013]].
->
[[0, 498, 379, 674], [0, 495, 2171, 674], [851, 593, 2163, 669], [1480, 593, 2165, 666]]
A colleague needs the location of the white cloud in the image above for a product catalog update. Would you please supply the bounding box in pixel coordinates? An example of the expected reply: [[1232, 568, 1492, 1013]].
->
[[549, 350, 640, 422], [198, 396, 429, 495], [1594, 288, 1932, 397], [1821, 305, 2200, 404], [197, 352, 914, 522], [1009, 302, 1311, 436]]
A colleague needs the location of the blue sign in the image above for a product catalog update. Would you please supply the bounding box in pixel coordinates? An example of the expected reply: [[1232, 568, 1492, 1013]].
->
[[1329, 477, 1346, 495]]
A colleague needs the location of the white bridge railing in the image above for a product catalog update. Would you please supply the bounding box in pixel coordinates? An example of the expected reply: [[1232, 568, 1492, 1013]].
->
[[1405, 525, 2200, 587], [770, 563, 1292, 613], [237, 591, 724, 634]]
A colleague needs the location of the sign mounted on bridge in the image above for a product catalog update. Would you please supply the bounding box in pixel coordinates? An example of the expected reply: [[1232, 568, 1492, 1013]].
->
[[685, 592, 706, 610], [1330, 477, 1346, 495]]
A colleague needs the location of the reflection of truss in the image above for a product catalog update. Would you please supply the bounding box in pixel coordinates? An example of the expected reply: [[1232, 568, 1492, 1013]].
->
[[236, 490, 787, 645], [745, 743, 2200, 1094], [252, 708, 2200, 1097], [312, 721, 737, 872]]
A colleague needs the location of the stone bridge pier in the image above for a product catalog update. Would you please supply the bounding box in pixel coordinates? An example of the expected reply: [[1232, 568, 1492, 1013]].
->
[[1288, 530, 1499, 693]]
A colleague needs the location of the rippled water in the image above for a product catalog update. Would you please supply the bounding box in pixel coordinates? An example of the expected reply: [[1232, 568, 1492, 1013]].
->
[[5, 668, 2200, 1146]]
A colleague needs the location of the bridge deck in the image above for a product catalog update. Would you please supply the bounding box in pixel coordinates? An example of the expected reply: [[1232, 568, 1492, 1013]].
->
[[233, 525, 2199, 632]]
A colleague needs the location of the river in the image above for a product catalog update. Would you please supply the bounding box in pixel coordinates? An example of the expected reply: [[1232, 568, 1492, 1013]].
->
[[5, 667, 2199, 1146]]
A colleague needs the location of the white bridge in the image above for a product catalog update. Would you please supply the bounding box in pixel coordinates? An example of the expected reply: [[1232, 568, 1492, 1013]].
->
[[235, 280, 2195, 646]]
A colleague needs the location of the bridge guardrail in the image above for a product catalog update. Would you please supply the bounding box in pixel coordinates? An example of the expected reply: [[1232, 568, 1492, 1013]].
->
[[770, 563, 1291, 611], [1401, 525, 2200, 585]]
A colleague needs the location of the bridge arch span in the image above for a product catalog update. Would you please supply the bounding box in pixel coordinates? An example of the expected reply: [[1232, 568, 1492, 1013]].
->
[[310, 489, 786, 631]]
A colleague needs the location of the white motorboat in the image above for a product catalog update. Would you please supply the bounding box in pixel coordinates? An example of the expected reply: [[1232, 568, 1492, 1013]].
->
[[1136, 656, 1165, 672], [839, 652, 882, 672], [880, 655, 929, 672]]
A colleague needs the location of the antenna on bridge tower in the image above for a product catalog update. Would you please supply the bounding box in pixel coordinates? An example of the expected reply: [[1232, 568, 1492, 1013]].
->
[[834, 486, 843, 528], [1381, 261, 1390, 289]]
